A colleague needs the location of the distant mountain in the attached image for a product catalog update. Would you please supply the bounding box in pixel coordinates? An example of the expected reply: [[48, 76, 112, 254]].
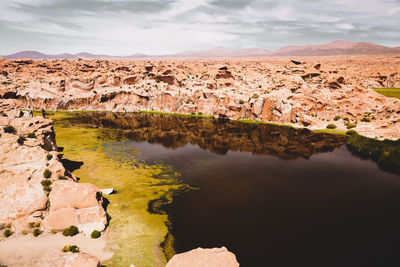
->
[[2, 41, 399, 60], [273, 40, 400, 56], [2, 51, 151, 60], [172, 47, 272, 57]]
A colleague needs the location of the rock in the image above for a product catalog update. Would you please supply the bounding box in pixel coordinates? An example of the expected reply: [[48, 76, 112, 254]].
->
[[43, 180, 107, 235], [48, 181, 102, 211], [37, 249, 101, 267], [100, 188, 114, 195], [166, 247, 239, 267], [291, 60, 302, 65]]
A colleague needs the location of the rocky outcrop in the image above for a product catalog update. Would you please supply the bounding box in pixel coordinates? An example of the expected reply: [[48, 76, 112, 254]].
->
[[166, 247, 239, 267], [0, 107, 107, 236]]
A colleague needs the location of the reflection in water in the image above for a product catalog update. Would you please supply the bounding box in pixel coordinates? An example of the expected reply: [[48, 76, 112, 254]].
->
[[62, 112, 400, 267], [347, 132, 400, 175], [61, 112, 347, 159]]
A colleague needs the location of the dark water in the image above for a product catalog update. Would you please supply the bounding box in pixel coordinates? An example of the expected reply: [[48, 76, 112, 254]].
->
[[62, 112, 400, 267]]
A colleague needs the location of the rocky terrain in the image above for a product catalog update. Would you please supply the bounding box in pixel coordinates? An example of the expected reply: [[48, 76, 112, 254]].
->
[[0, 105, 107, 266], [0, 55, 399, 140]]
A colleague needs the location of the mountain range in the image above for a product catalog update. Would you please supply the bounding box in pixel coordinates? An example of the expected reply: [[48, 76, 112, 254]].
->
[[2, 40, 400, 59]]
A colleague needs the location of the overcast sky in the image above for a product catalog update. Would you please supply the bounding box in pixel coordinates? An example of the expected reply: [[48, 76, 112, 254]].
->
[[1, 0, 399, 55]]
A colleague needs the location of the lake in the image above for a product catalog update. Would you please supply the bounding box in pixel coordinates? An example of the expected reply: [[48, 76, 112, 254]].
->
[[61, 112, 400, 267]]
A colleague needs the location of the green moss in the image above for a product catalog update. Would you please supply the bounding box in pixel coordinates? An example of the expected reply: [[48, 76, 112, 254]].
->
[[315, 128, 347, 136], [372, 88, 400, 99], [236, 119, 294, 128], [51, 112, 188, 267]]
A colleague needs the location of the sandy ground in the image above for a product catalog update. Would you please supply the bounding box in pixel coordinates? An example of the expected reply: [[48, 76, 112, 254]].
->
[[0, 232, 113, 267]]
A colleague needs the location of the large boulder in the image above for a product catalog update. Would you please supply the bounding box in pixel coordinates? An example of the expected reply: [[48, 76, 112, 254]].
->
[[43, 180, 107, 235], [166, 247, 240, 267], [37, 249, 101, 267]]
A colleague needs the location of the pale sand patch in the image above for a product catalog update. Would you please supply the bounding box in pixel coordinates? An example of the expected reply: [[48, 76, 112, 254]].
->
[[0, 232, 113, 267]]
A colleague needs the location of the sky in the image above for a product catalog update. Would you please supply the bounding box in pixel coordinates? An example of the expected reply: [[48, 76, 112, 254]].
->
[[0, 0, 399, 55]]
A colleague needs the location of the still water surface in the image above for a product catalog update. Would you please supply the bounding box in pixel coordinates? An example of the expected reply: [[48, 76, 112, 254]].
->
[[64, 112, 400, 267]]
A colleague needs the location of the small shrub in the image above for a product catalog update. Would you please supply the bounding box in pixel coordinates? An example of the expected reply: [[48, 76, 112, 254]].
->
[[21, 230, 28, 235], [51, 229, 57, 234], [33, 228, 42, 237], [91, 230, 101, 239], [28, 222, 35, 228], [62, 245, 80, 253], [63, 225, 79, 236], [346, 123, 357, 129], [343, 117, 350, 122], [239, 100, 244, 104], [43, 169, 52, 178], [3, 125, 16, 134], [4, 229, 13, 237], [252, 94, 259, 99], [334, 116, 341, 121], [46, 154, 53, 160], [58, 175, 67, 180], [42, 185, 51, 193], [17, 136, 26, 145], [346, 130, 358, 136], [361, 117, 371, 122], [27, 132, 36, 138], [41, 179, 52, 187], [326, 124, 337, 129], [34, 222, 41, 228]]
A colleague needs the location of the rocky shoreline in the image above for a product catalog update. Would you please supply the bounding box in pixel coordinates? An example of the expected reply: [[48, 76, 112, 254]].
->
[[0, 106, 108, 266], [0, 106, 240, 266]]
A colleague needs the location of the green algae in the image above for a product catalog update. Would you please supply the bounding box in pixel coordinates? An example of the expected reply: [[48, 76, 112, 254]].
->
[[372, 88, 400, 99], [314, 128, 347, 136], [51, 112, 188, 267]]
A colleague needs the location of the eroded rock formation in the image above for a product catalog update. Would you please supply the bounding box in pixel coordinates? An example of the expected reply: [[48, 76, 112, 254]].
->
[[0, 56, 399, 140]]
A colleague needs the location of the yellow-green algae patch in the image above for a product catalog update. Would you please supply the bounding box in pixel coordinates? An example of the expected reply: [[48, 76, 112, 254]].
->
[[51, 112, 186, 267]]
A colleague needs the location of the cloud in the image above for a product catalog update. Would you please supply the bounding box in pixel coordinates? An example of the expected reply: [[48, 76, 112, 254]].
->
[[0, 0, 399, 55]]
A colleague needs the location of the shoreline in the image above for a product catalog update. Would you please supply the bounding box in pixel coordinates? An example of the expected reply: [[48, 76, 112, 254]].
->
[[34, 108, 398, 141]]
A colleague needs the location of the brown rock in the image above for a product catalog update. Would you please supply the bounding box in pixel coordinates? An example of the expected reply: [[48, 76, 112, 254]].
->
[[166, 247, 239, 267]]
